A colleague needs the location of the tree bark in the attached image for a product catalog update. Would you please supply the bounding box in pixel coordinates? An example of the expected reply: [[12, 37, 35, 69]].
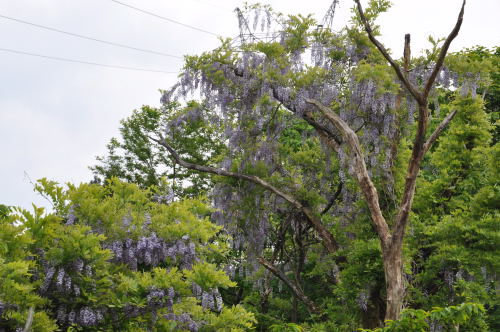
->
[[382, 242, 404, 321]]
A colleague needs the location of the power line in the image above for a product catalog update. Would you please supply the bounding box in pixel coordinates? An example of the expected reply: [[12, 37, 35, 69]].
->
[[109, 0, 219, 37], [0, 13, 182, 59], [0, 47, 178, 74]]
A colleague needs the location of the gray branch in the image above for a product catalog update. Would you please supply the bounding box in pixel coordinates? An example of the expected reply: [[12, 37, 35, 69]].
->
[[354, 0, 421, 103], [151, 135, 339, 253], [423, 0, 466, 99], [305, 98, 391, 247]]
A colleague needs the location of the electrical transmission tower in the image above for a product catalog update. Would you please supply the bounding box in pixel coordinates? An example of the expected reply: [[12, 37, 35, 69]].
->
[[320, 0, 339, 30], [232, 1, 340, 48], [234, 7, 258, 45]]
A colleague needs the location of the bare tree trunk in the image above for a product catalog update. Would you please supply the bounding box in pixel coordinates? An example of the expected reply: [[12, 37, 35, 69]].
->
[[382, 243, 404, 321], [351, 0, 465, 322]]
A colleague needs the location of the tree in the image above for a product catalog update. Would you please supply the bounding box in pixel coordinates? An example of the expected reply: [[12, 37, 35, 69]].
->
[[360, 303, 488, 332], [91, 103, 224, 198], [0, 179, 255, 331], [88, 1, 498, 329], [149, 0, 472, 322]]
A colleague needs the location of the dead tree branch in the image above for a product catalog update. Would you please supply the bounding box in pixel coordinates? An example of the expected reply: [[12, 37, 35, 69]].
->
[[423, 0, 466, 99], [151, 135, 339, 254], [305, 98, 391, 247]]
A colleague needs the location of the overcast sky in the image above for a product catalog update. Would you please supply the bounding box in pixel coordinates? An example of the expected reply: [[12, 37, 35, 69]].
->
[[0, 0, 498, 211]]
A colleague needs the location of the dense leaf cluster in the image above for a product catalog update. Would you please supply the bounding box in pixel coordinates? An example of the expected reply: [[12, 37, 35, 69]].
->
[[0, 180, 255, 331]]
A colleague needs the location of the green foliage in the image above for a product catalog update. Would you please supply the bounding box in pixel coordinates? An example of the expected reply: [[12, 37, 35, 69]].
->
[[354, 62, 399, 94], [91, 103, 225, 197], [0, 179, 255, 331], [283, 14, 316, 52], [409, 75, 499, 330], [202, 305, 257, 331], [350, 0, 392, 35], [270, 322, 304, 332], [185, 262, 236, 290], [360, 303, 487, 332]]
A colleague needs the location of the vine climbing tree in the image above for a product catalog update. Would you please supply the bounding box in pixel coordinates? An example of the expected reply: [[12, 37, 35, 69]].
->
[[86, 0, 499, 330], [152, 0, 470, 323], [1, 0, 497, 331]]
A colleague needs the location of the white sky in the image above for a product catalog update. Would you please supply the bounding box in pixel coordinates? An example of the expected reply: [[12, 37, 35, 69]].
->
[[0, 0, 498, 210]]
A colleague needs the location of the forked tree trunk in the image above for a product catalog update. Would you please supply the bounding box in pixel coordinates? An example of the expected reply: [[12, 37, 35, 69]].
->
[[351, 0, 465, 323]]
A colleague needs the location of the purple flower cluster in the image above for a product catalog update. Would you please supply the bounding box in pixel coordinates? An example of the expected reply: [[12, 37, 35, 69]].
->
[[66, 205, 77, 225], [104, 234, 196, 270], [192, 284, 223, 312], [56, 306, 104, 327], [40, 265, 56, 293], [356, 291, 369, 312], [430, 322, 444, 332], [147, 287, 175, 309], [40, 262, 90, 296], [459, 74, 480, 98], [343, 77, 403, 198], [211, 181, 273, 265], [164, 312, 200, 332], [160, 83, 180, 104], [438, 66, 456, 89]]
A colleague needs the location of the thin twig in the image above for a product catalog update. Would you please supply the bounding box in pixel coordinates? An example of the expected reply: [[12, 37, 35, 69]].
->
[[24, 172, 55, 210], [321, 182, 343, 215], [23, 306, 35, 332]]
